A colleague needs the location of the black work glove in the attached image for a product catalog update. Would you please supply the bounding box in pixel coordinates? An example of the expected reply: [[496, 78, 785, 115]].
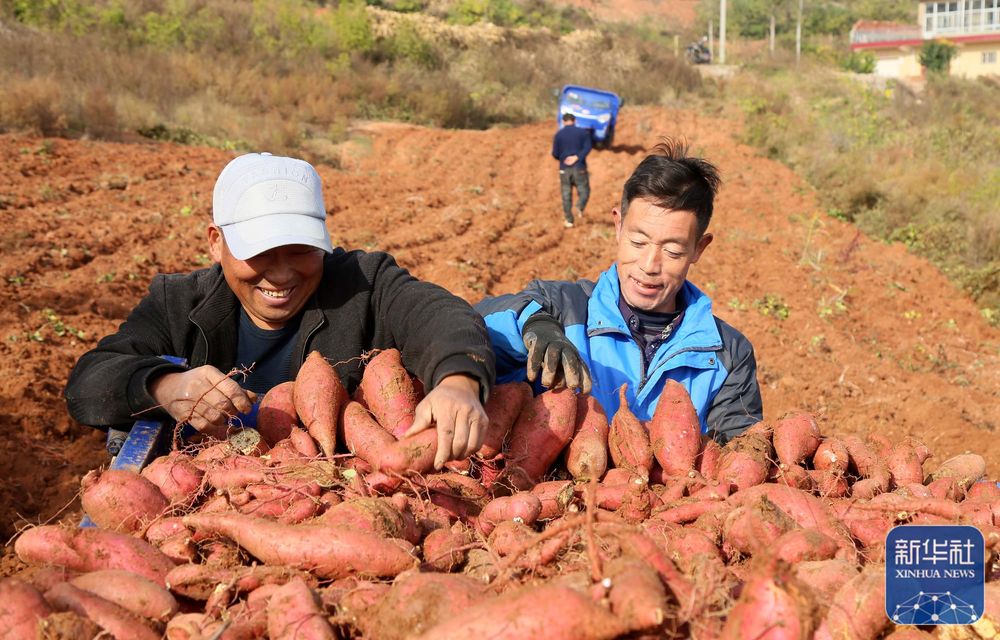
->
[[521, 311, 592, 393]]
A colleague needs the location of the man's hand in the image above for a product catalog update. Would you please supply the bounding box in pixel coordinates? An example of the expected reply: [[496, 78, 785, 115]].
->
[[149, 366, 256, 438], [564, 154, 578, 166], [522, 312, 592, 393], [402, 374, 488, 470]]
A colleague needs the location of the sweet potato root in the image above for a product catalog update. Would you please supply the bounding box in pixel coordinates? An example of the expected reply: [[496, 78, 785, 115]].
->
[[566, 393, 610, 482], [266, 578, 335, 640], [360, 572, 487, 640], [294, 350, 347, 458], [929, 453, 987, 492], [506, 388, 578, 489], [45, 581, 160, 640], [360, 348, 421, 439], [477, 494, 543, 536], [0, 578, 53, 638], [772, 411, 821, 468], [719, 560, 817, 640], [813, 565, 889, 640], [69, 569, 178, 622], [608, 384, 653, 479], [15, 525, 176, 585], [81, 468, 169, 533], [478, 381, 532, 459], [182, 513, 417, 579], [257, 380, 299, 446], [141, 452, 204, 505], [649, 379, 702, 476]]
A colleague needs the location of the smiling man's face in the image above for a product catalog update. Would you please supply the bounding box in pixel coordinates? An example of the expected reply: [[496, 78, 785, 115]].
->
[[613, 197, 713, 314], [208, 224, 324, 330]]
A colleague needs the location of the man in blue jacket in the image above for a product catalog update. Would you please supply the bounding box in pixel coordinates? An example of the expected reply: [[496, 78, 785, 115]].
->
[[477, 139, 762, 442], [551, 113, 592, 228]]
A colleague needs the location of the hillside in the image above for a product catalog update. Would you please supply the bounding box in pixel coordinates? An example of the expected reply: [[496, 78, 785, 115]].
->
[[1, 104, 997, 550]]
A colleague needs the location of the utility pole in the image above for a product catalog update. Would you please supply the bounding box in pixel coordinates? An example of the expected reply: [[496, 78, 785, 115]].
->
[[770, 14, 776, 55], [708, 20, 714, 60], [719, 0, 727, 65], [796, 0, 804, 64]]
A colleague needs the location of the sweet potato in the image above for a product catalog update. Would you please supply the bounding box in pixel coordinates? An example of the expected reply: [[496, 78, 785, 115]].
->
[[605, 558, 670, 633], [566, 393, 610, 482], [360, 348, 421, 438], [696, 435, 723, 480], [81, 468, 169, 533], [792, 559, 860, 606], [774, 528, 841, 564], [0, 578, 52, 637], [719, 560, 817, 640], [929, 453, 987, 492], [340, 400, 397, 466], [165, 563, 316, 601], [806, 469, 850, 498], [318, 497, 410, 540], [530, 480, 576, 520], [411, 583, 627, 640], [141, 452, 204, 505], [967, 480, 1000, 502], [649, 379, 702, 476], [772, 411, 821, 468], [15, 525, 176, 585], [422, 526, 474, 572], [608, 384, 653, 479], [379, 428, 438, 475], [182, 513, 417, 580], [844, 435, 891, 495], [813, 565, 889, 640], [294, 350, 347, 458], [45, 581, 160, 640], [478, 381, 532, 459], [716, 432, 772, 492], [885, 441, 924, 488], [477, 494, 542, 536], [257, 380, 299, 445], [506, 388, 578, 489], [722, 497, 797, 558], [14, 566, 78, 593], [813, 437, 850, 475], [360, 572, 487, 640], [69, 569, 178, 622], [266, 578, 335, 640]]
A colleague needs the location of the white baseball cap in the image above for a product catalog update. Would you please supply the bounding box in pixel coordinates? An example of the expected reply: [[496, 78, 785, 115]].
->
[[212, 153, 333, 260]]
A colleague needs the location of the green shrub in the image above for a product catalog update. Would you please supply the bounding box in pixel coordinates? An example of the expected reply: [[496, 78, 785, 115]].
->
[[919, 40, 957, 74], [841, 51, 875, 74]]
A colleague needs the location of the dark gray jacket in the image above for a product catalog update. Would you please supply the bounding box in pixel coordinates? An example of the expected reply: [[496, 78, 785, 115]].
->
[[65, 248, 494, 430]]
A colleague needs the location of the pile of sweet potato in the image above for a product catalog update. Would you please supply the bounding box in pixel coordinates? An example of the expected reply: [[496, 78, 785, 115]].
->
[[4, 348, 999, 639]]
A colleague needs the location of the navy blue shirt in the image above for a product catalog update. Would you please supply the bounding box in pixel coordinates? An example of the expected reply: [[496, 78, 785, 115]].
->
[[551, 124, 593, 170], [617, 292, 684, 375], [235, 309, 301, 395]]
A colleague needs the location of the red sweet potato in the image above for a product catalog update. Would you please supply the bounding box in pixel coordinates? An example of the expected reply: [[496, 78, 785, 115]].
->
[[422, 526, 474, 572], [69, 569, 178, 622], [605, 558, 670, 633], [844, 435, 891, 496], [530, 480, 576, 520], [885, 441, 924, 488], [141, 452, 204, 505], [0, 578, 52, 637], [772, 411, 821, 468], [716, 432, 772, 492], [45, 582, 160, 640], [649, 379, 702, 476], [165, 563, 316, 601], [317, 497, 410, 540], [792, 559, 860, 606], [813, 565, 889, 640], [182, 513, 417, 579], [929, 453, 987, 492], [362, 572, 487, 640], [266, 578, 335, 640], [477, 494, 542, 536], [813, 437, 850, 475], [340, 400, 397, 467], [566, 393, 610, 482], [15, 525, 176, 585], [81, 468, 169, 533], [774, 528, 841, 564], [608, 384, 653, 479], [360, 348, 421, 438], [257, 380, 299, 446], [379, 428, 438, 475], [478, 381, 532, 459], [696, 435, 723, 480], [719, 560, 817, 640], [506, 388, 578, 489], [294, 350, 347, 458]]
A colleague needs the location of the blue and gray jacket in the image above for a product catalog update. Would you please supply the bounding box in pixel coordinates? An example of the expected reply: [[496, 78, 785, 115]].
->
[[476, 264, 763, 442]]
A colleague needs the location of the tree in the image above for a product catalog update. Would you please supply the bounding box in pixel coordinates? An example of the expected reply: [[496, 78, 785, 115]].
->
[[919, 39, 957, 74]]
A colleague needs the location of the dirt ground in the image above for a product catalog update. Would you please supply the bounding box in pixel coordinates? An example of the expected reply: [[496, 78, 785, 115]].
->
[[1, 105, 997, 564], [554, 0, 700, 30]]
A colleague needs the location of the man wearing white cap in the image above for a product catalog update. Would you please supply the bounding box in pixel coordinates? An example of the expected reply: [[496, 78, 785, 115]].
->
[[65, 153, 495, 469]]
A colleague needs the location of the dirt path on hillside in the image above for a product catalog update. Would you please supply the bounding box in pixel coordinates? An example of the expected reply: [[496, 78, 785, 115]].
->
[[1, 105, 997, 557]]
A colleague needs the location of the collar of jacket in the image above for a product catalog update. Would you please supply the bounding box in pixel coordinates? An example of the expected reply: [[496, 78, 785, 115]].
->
[[186, 264, 327, 374], [586, 264, 722, 353]]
